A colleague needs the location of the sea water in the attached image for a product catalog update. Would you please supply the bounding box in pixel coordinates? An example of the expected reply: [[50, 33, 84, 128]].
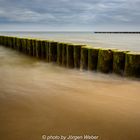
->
[[0, 32, 140, 140]]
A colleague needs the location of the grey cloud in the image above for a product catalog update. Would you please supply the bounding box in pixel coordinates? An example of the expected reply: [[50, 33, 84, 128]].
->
[[0, 0, 140, 30]]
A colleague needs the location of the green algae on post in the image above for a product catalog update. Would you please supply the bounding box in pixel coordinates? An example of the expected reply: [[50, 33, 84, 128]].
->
[[74, 45, 82, 69], [113, 50, 129, 75], [125, 52, 140, 78], [88, 47, 99, 71], [81, 47, 88, 70], [97, 48, 113, 73], [67, 44, 74, 68]]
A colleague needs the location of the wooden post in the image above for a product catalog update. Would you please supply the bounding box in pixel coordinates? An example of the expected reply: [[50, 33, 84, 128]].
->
[[35, 40, 42, 58], [88, 48, 99, 71], [81, 47, 88, 70], [97, 49, 113, 73], [57, 42, 63, 65], [41, 40, 47, 59], [67, 44, 74, 68], [113, 50, 129, 75], [74, 45, 82, 69], [125, 52, 140, 78], [49, 41, 58, 62], [62, 43, 68, 67]]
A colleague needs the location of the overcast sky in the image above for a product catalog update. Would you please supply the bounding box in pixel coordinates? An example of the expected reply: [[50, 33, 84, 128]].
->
[[0, 0, 140, 31]]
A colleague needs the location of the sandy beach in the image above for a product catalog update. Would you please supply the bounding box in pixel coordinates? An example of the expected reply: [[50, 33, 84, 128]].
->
[[0, 46, 140, 140]]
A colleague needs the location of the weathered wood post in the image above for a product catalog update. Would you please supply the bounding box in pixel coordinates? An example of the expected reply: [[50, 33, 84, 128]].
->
[[36, 40, 42, 58], [40, 40, 47, 59], [113, 50, 129, 75], [49, 41, 58, 62], [21, 38, 26, 54], [16, 38, 21, 51], [11, 37, 14, 48], [19, 38, 23, 52], [3, 36, 6, 46], [88, 47, 99, 71], [0, 36, 3, 45], [8, 37, 13, 48], [62, 43, 67, 67], [3, 36, 7, 46], [31, 39, 36, 57], [0, 36, 1, 45], [44, 41, 50, 62], [12, 37, 17, 49], [74, 45, 82, 69], [81, 47, 88, 70], [67, 44, 74, 68], [11, 37, 15, 49], [97, 48, 113, 73], [30, 39, 34, 56], [26, 39, 31, 55], [57, 42, 63, 65], [125, 52, 140, 77], [6, 36, 9, 47], [25, 38, 29, 54], [35, 39, 38, 57]]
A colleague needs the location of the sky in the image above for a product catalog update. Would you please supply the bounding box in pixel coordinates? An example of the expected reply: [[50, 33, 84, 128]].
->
[[0, 0, 140, 31]]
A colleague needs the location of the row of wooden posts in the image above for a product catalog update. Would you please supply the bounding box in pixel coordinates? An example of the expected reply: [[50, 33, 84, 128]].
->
[[0, 35, 140, 78]]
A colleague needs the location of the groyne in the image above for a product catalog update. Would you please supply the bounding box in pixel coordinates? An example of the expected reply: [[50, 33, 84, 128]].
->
[[0, 35, 139, 78], [94, 32, 140, 34]]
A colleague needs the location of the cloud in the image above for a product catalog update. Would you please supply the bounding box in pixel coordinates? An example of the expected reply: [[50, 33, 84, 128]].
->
[[0, 0, 140, 30]]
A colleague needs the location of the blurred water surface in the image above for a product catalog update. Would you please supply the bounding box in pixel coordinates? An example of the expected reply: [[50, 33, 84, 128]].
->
[[0, 44, 140, 140]]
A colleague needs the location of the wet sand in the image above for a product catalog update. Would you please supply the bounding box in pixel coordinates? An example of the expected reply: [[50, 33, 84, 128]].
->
[[0, 46, 140, 140]]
